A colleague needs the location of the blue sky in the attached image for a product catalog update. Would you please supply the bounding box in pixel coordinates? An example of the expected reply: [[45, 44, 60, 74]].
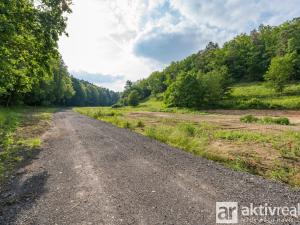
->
[[59, 0, 300, 91]]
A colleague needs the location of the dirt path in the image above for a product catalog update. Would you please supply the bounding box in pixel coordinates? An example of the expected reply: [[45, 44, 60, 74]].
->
[[1, 110, 300, 225]]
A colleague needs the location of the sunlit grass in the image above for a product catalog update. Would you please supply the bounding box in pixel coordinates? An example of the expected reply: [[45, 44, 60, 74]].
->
[[221, 82, 300, 109], [0, 107, 55, 181]]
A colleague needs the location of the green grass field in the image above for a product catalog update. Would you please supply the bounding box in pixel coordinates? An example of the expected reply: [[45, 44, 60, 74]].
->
[[74, 82, 300, 187], [0, 107, 56, 181], [220, 82, 300, 109]]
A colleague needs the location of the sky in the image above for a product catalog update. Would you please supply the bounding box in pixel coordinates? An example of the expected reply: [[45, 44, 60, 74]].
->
[[58, 0, 300, 91]]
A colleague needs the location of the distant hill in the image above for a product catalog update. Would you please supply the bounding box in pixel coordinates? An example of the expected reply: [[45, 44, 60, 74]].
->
[[120, 17, 300, 109]]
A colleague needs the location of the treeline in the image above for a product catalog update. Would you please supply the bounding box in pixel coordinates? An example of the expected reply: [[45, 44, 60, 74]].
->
[[68, 78, 119, 106], [0, 0, 119, 106], [120, 17, 300, 108]]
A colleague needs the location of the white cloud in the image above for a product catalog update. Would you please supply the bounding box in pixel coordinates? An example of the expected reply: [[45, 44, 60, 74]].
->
[[59, 0, 300, 91]]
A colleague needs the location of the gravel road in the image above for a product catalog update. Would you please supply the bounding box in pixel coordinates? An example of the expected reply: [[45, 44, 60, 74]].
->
[[1, 110, 300, 225]]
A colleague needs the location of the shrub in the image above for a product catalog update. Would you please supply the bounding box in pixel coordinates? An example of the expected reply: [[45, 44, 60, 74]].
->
[[261, 117, 290, 125], [240, 115, 290, 125], [240, 115, 259, 123], [136, 120, 145, 128], [274, 117, 290, 125]]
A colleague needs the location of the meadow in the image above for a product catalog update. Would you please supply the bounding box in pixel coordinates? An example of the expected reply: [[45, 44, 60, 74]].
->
[[74, 82, 300, 187], [220, 82, 300, 109]]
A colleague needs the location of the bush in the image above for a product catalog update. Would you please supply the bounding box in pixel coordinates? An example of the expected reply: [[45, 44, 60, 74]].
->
[[274, 117, 290, 125], [261, 117, 290, 125], [240, 115, 259, 123], [136, 120, 145, 128], [240, 115, 290, 125]]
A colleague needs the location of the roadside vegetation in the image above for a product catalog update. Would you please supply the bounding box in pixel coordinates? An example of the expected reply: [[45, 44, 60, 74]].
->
[[0, 107, 56, 182], [240, 115, 290, 125], [75, 106, 300, 187]]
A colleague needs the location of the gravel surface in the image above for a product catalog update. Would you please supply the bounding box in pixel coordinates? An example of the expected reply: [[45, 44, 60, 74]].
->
[[1, 110, 300, 225]]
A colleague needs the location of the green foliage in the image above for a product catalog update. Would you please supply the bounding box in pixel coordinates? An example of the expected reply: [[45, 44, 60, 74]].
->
[[264, 54, 295, 92], [67, 78, 119, 107], [240, 115, 259, 123], [136, 120, 145, 128], [0, 0, 118, 107], [202, 66, 231, 105], [164, 71, 204, 108], [239, 98, 270, 109], [240, 114, 290, 125], [164, 67, 231, 108], [118, 18, 300, 110], [0, 0, 70, 105], [127, 90, 140, 106], [147, 71, 167, 96], [260, 117, 290, 125]]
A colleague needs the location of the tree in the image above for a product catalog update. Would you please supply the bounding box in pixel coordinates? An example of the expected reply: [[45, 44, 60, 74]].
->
[[196, 42, 222, 73], [147, 71, 167, 96], [164, 71, 204, 108], [0, 0, 71, 105], [127, 90, 140, 106], [202, 66, 231, 104], [264, 54, 295, 92]]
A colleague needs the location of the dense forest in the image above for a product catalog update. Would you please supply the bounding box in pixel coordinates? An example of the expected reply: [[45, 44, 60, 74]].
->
[[120, 17, 300, 108], [0, 0, 119, 106]]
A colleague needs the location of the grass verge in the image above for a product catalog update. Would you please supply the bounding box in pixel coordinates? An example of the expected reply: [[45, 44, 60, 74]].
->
[[0, 107, 56, 182]]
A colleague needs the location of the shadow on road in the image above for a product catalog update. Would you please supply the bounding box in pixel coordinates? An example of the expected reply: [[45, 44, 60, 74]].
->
[[0, 148, 49, 224]]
